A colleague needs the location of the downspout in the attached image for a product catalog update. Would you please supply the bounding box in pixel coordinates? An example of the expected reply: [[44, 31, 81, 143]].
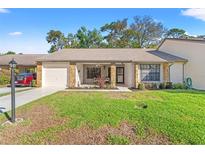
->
[[182, 63, 185, 83], [168, 63, 174, 82]]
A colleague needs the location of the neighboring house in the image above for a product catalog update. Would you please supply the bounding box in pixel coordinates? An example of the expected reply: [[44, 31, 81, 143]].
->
[[158, 38, 205, 90], [0, 54, 46, 74], [36, 48, 187, 88]]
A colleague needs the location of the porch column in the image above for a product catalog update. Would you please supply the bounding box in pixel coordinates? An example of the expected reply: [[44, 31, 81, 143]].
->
[[69, 63, 76, 88], [101, 65, 106, 79], [36, 62, 42, 87], [163, 63, 169, 82], [110, 63, 116, 88], [134, 63, 139, 88]]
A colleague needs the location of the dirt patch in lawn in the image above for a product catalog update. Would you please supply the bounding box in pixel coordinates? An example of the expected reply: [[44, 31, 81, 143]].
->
[[55, 121, 171, 145], [0, 104, 67, 144]]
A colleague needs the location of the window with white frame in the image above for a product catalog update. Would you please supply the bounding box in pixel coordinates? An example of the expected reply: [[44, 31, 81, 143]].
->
[[140, 64, 160, 81]]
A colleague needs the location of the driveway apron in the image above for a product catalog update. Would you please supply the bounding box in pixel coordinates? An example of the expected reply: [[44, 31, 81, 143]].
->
[[0, 87, 63, 112]]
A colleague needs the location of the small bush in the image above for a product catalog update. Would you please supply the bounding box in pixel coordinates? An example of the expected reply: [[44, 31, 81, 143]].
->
[[138, 83, 145, 90], [159, 82, 166, 89], [31, 80, 36, 87], [172, 83, 186, 89], [165, 82, 173, 89], [95, 77, 106, 88], [0, 75, 10, 85], [143, 83, 159, 90], [159, 82, 173, 89]]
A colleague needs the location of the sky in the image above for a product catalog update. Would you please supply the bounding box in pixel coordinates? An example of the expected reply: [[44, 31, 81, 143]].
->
[[0, 8, 205, 54]]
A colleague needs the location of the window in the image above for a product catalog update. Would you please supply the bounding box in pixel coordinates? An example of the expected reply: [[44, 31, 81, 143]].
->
[[87, 67, 101, 79], [140, 64, 160, 81]]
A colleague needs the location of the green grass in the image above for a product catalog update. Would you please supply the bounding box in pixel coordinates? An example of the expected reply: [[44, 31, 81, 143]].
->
[[1, 89, 205, 144], [107, 134, 130, 145]]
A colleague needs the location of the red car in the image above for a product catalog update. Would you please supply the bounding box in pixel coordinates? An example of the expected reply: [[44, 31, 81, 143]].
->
[[15, 73, 36, 87]]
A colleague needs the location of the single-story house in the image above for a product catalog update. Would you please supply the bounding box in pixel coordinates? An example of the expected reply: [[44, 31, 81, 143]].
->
[[0, 54, 46, 74], [36, 48, 187, 88], [158, 38, 205, 90]]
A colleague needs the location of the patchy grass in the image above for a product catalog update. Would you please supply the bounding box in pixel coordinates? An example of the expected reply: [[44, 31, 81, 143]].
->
[[107, 134, 130, 145], [0, 90, 205, 144]]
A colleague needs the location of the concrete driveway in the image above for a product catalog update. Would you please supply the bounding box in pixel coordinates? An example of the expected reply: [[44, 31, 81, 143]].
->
[[0, 87, 63, 113], [0, 87, 32, 95]]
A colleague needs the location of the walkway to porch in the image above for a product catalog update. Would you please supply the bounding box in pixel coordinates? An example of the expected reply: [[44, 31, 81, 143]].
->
[[64, 86, 132, 92]]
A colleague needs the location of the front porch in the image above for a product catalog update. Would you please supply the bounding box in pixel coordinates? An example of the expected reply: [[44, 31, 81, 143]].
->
[[69, 62, 134, 88], [68, 62, 170, 89]]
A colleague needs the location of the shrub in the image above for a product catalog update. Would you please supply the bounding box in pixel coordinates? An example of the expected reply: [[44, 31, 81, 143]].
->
[[138, 83, 145, 90], [165, 82, 173, 89], [159, 82, 166, 89], [159, 82, 173, 89], [0, 75, 10, 85], [95, 77, 106, 88], [144, 83, 158, 90], [31, 80, 36, 87], [172, 83, 186, 89]]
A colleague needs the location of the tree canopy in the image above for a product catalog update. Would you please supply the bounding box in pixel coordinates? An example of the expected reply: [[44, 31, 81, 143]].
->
[[46, 16, 194, 53], [0, 51, 16, 55], [166, 28, 187, 38]]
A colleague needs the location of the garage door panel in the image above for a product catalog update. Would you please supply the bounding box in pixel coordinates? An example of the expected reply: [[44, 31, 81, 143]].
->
[[43, 68, 67, 88]]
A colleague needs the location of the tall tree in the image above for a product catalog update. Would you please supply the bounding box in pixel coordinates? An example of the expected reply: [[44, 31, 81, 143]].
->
[[101, 18, 132, 48], [166, 28, 187, 38], [197, 35, 205, 39], [75, 27, 104, 48], [75, 26, 90, 48], [87, 28, 103, 48], [66, 33, 79, 48], [46, 30, 66, 53], [130, 16, 166, 48], [4, 51, 16, 55]]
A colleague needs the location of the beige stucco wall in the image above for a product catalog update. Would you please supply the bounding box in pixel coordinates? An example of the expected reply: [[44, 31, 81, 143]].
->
[[170, 62, 184, 83], [159, 40, 205, 89], [124, 63, 134, 87]]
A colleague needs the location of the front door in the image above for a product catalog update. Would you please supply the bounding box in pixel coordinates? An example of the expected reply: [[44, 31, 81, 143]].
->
[[116, 67, 124, 84]]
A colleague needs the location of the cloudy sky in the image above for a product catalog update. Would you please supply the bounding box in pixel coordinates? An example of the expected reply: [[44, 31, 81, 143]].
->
[[0, 8, 205, 54]]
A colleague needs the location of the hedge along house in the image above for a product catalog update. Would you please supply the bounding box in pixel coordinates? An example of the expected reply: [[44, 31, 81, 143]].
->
[[36, 48, 187, 88], [158, 38, 205, 90], [0, 54, 46, 75]]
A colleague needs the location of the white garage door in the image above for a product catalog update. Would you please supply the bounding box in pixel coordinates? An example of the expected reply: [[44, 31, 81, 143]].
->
[[43, 67, 67, 88]]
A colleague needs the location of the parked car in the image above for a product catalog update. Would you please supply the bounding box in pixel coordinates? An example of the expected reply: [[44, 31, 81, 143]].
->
[[14, 73, 35, 87]]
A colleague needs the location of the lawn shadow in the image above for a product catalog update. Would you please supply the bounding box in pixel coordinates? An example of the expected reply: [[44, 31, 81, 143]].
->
[[0, 107, 11, 121]]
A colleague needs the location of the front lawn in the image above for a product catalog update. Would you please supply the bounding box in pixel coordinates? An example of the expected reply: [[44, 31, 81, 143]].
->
[[0, 90, 205, 144]]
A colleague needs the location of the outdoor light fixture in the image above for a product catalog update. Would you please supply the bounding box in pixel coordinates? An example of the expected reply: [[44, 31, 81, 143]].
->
[[9, 58, 17, 123]]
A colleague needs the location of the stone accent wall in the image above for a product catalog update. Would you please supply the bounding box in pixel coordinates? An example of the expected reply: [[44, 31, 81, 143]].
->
[[110, 64, 116, 88], [134, 64, 139, 88], [69, 63, 76, 88], [163, 63, 169, 82], [36, 62, 42, 87]]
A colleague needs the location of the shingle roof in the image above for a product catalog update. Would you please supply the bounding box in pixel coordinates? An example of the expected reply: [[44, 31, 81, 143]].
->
[[37, 48, 187, 63], [158, 38, 205, 49], [0, 54, 46, 66]]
